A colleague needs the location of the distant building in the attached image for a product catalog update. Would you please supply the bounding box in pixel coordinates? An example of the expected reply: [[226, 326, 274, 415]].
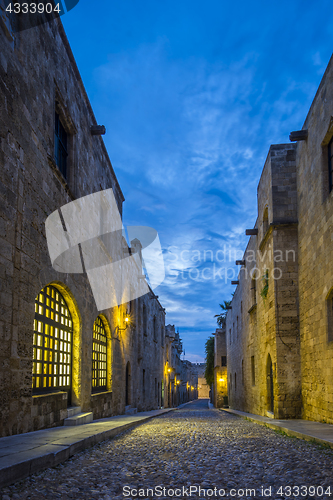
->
[[0, 8, 195, 437], [194, 363, 210, 398], [164, 326, 198, 406], [213, 328, 227, 408]]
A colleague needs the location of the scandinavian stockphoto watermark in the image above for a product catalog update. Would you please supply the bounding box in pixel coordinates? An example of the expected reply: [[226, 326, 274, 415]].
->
[[45, 189, 165, 310], [166, 245, 296, 283], [0, 0, 80, 33]]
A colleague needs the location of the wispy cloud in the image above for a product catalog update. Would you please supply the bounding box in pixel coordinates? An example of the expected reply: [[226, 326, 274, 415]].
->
[[60, 1, 333, 359]]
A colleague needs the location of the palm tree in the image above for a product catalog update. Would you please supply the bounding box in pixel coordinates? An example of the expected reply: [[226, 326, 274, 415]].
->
[[214, 300, 231, 327]]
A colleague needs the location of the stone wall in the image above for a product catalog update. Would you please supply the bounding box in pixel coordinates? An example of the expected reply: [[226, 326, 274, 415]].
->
[[296, 54, 333, 424], [227, 54, 333, 423], [226, 144, 301, 419], [198, 377, 210, 398], [0, 11, 167, 436]]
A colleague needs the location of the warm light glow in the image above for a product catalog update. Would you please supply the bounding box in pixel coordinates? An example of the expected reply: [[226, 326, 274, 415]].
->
[[167, 368, 171, 373], [219, 378, 225, 382], [125, 317, 129, 323], [191, 386, 194, 390], [177, 380, 180, 385]]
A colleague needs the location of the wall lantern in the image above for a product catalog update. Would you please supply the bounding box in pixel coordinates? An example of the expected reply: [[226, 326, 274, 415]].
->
[[116, 311, 130, 332]]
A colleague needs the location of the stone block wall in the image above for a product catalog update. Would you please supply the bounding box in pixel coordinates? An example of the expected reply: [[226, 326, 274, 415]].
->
[[32, 392, 68, 431], [296, 53, 333, 423], [225, 52, 333, 422], [0, 12, 168, 436], [226, 144, 301, 419]]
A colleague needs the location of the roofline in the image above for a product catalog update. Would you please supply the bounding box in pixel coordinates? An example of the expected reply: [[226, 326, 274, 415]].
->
[[55, 18, 125, 203]]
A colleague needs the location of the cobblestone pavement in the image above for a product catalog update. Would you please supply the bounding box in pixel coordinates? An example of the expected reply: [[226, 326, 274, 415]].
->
[[1, 399, 333, 500]]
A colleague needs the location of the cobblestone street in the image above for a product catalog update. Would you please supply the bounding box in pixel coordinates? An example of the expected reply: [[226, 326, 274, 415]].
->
[[1, 400, 333, 500]]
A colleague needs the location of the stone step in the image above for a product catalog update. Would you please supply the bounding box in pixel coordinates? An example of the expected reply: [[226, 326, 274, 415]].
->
[[125, 407, 137, 415], [67, 406, 81, 418], [64, 412, 93, 426]]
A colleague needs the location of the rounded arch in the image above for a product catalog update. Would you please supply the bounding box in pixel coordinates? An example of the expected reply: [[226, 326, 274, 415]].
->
[[32, 283, 80, 406], [95, 314, 112, 392], [40, 281, 82, 406], [92, 316, 110, 393], [266, 353, 274, 413]]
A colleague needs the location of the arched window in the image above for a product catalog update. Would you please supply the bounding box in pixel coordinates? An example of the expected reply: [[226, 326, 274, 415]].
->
[[266, 354, 274, 413], [92, 316, 107, 392], [32, 285, 73, 395]]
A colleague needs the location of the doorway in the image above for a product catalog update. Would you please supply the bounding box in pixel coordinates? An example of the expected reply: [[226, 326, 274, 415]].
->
[[125, 362, 131, 406], [267, 355, 274, 413]]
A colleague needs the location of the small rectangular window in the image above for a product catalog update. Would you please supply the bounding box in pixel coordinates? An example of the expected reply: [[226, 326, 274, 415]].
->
[[251, 277, 257, 305], [221, 356, 227, 367], [329, 136, 333, 192], [251, 355, 255, 386], [55, 112, 68, 179]]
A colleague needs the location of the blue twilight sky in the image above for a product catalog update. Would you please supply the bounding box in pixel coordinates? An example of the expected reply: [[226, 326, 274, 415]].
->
[[61, 0, 333, 362]]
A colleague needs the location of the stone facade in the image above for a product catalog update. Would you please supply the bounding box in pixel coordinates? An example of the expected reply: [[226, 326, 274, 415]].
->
[[197, 378, 210, 398], [226, 54, 333, 424], [0, 9, 196, 437], [195, 363, 210, 398], [164, 325, 198, 407], [296, 54, 333, 423], [213, 328, 227, 408]]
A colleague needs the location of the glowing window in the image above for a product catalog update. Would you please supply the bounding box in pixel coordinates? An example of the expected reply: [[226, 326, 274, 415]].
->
[[92, 316, 107, 392], [32, 286, 72, 393]]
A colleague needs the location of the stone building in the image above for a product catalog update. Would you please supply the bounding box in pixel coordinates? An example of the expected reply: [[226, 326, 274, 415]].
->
[[164, 325, 198, 407], [213, 328, 227, 408], [226, 53, 333, 424], [0, 7, 176, 436], [195, 363, 210, 398]]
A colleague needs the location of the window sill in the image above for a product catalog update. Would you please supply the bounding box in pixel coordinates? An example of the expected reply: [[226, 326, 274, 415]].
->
[[32, 391, 68, 400], [91, 390, 112, 398]]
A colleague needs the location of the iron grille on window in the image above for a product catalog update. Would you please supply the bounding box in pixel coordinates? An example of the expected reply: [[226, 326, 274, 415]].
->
[[329, 136, 333, 192], [92, 316, 107, 392], [55, 112, 68, 179], [32, 286, 72, 394]]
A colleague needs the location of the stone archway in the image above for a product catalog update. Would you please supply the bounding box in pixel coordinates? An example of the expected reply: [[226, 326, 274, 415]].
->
[[266, 354, 274, 413]]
